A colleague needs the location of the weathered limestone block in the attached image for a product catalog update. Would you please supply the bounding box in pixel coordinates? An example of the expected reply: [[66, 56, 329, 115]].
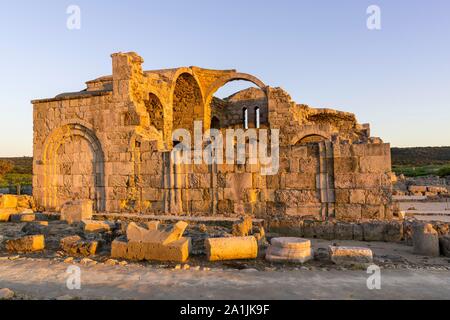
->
[[205, 236, 258, 261], [10, 213, 36, 223], [82, 220, 115, 233], [0, 209, 16, 222], [127, 221, 188, 245], [439, 236, 450, 257], [145, 221, 160, 231], [266, 237, 313, 263], [329, 246, 373, 265], [6, 235, 45, 252], [334, 222, 354, 240], [409, 186, 427, 194], [232, 216, 253, 236], [0, 195, 18, 209], [362, 221, 386, 242], [111, 237, 190, 263], [60, 235, 99, 256], [412, 223, 440, 257], [60, 200, 93, 224], [384, 221, 403, 242]]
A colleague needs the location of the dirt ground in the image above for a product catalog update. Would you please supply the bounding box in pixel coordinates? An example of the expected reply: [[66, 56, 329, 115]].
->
[[1, 217, 450, 300], [1, 234, 450, 300]]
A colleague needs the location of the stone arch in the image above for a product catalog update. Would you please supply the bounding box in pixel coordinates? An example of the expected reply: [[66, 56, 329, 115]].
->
[[296, 134, 328, 145], [171, 72, 205, 141], [291, 126, 332, 146], [42, 123, 105, 212], [203, 73, 267, 130]]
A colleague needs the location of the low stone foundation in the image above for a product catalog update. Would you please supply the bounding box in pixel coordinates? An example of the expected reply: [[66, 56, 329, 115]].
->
[[268, 218, 450, 244]]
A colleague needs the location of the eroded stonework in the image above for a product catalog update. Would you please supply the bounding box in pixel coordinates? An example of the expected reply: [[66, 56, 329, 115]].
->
[[32, 52, 393, 223]]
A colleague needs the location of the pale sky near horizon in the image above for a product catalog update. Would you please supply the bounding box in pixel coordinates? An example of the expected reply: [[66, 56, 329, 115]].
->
[[0, 0, 449, 157]]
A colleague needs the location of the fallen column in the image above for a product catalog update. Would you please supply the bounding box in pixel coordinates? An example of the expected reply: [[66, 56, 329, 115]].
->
[[205, 236, 258, 261]]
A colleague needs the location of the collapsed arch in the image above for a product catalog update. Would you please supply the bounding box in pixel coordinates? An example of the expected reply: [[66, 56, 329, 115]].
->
[[42, 123, 105, 212]]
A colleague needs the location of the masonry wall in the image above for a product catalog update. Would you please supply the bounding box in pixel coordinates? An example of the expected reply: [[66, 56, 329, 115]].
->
[[32, 51, 394, 223]]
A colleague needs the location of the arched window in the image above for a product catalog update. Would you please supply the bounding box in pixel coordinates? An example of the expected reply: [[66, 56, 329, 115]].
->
[[255, 107, 260, 129], [243, 108, 248, 129]]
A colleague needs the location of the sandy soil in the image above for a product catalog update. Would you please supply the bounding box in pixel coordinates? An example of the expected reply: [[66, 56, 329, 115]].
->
[[0, 257, 449, 300], [0, 238, 449, 300]]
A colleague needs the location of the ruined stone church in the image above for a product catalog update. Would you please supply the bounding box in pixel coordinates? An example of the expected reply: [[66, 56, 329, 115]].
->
[[32, 52, 393, 223]]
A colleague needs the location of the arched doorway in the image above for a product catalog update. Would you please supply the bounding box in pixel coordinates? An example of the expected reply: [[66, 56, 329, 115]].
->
[[43, 123, 105, 212]]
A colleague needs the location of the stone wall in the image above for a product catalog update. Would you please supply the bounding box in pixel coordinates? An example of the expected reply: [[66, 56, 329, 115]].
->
[[32, 51, 393, 223]]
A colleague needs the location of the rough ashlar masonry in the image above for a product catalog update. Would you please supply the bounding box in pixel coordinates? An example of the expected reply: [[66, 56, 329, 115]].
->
[[31, 52, 394, 225]]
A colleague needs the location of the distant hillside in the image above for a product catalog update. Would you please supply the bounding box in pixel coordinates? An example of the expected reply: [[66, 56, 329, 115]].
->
[[0, 157, 33, 174], [391, 147, 450, 166]]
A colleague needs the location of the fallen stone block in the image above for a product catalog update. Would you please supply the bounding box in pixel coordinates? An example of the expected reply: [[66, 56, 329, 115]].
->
[[266, 237, 313, 264], [329, 246, 373, 265], [60, 200, 93, 224], [126, 221, 188, 245], [5, 235, 45, 252], [0, 195, 18, 209], [0, 209, 16, 222], [232, 216, 253, 236], [205, 236, 258, 261], [413, 223, 440, 256], [60, 235, 99, 256], [17, 195, 34, 209], [82, 220, 115, 233], [145, 221, 160, 231], [0, 288, 15, 300], [10, 213, 36, 223], [439, 236, 450, 257], [111, 237, 190, 263]]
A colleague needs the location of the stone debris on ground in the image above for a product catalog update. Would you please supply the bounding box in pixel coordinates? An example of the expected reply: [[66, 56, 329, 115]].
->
[[328, 246, 373, 265], [412, 223, 440, 257], [60, 235, 99, 256], [111, 221, 191, 263], [232, 216, 253, 237], [82, 220, 115, 233], [60, 200, 93, 224], [145, 221, 160, 231], [0, 288, 15, 300], [5, 235, 45, 252], [10, 213, 36, 223], [266, 237, 313, 264], [205, 236, 258, 261]]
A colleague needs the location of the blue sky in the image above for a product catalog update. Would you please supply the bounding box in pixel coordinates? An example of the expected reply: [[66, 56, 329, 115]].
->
[[0, 0, 449, 156]]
